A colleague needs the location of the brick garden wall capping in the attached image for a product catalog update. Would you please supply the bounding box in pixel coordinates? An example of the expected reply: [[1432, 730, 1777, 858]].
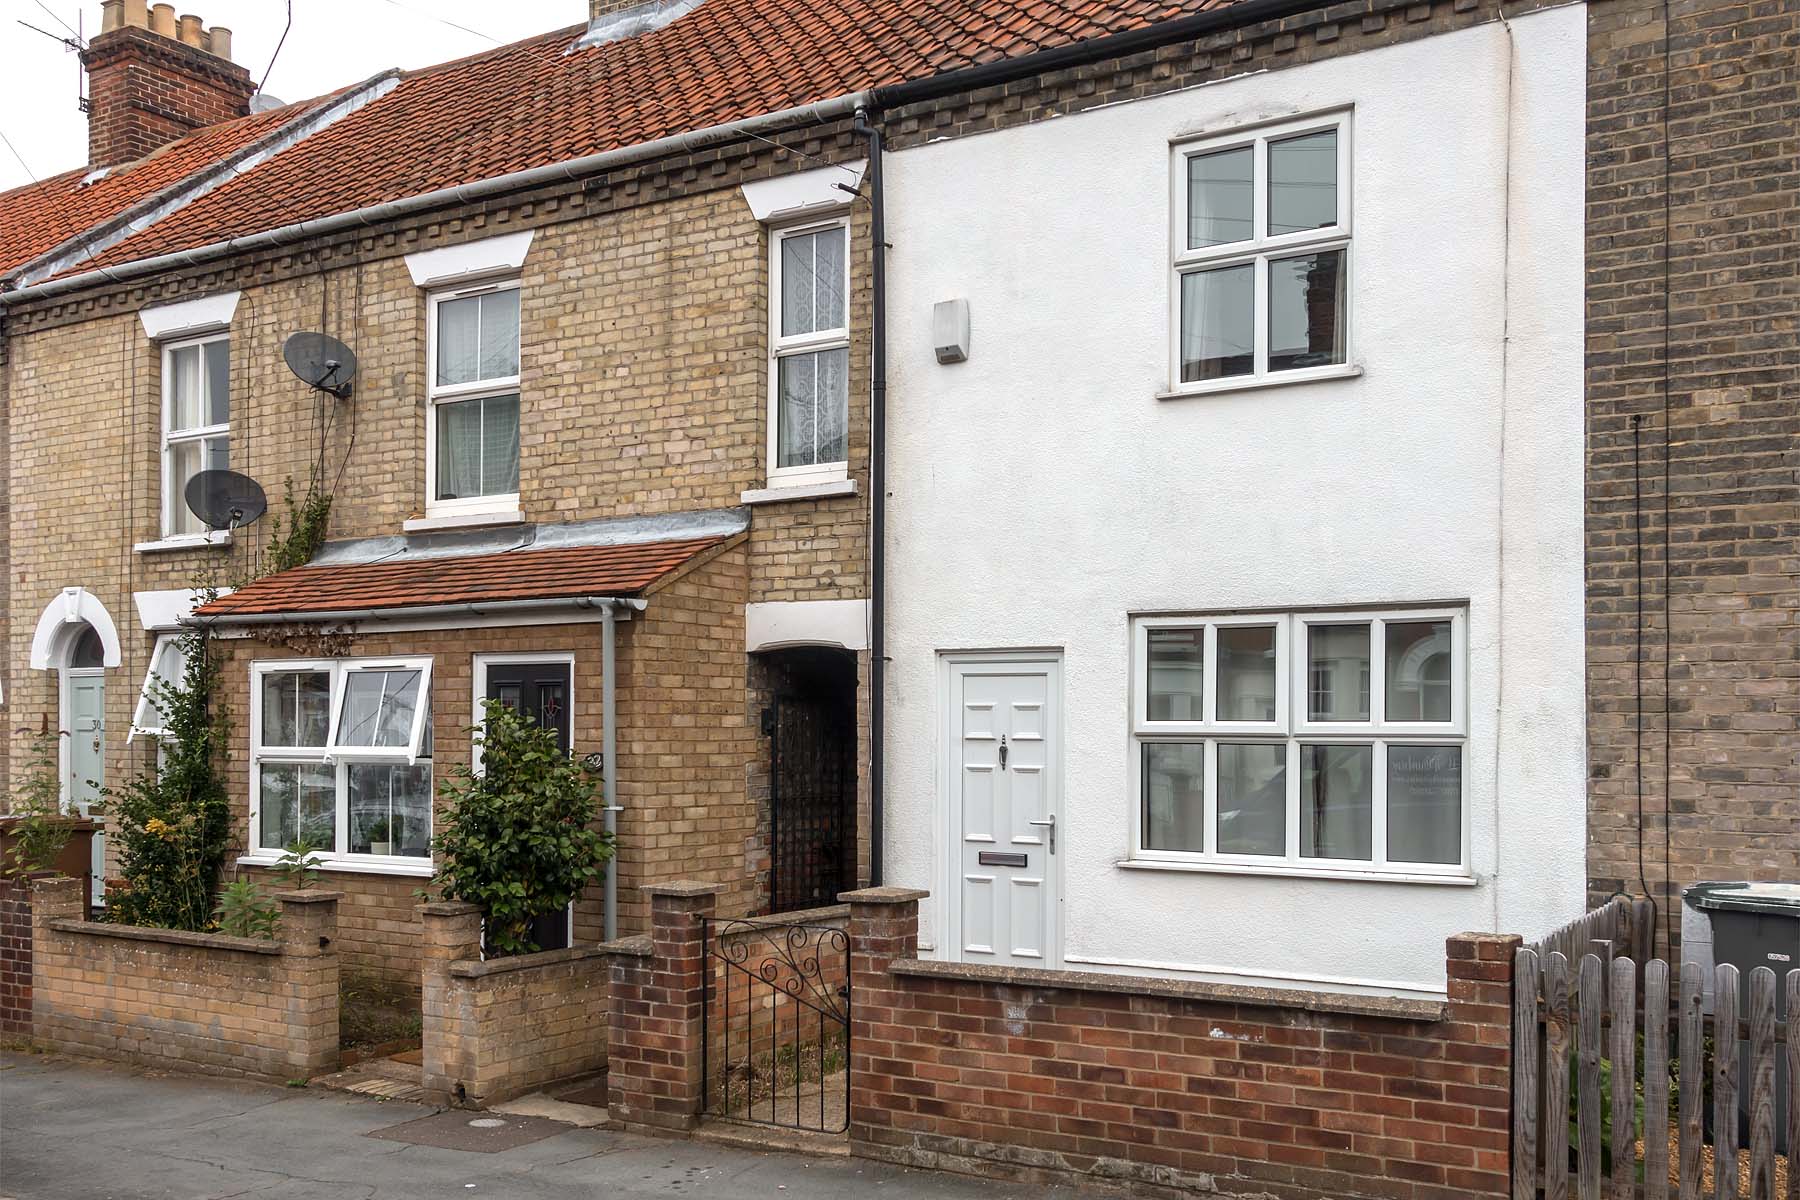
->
[[27, 875, 340, 1083], [843, 889, 1518, 1200], [418, 901, 611, 1109]]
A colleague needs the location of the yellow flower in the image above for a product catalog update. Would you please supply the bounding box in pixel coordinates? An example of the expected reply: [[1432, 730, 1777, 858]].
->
[[143, 817, 177, 841]]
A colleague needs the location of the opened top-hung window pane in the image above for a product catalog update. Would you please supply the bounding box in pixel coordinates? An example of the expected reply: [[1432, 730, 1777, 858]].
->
[[781, 227, 846, 337], [1180, 264, 1253, 382], [335, 669, 423, 749], [1385, 620, 1453, 722], [130, 636, 188, 739], [1187, 145, 1252, 249], [1268, 249, 1345, 372], [1268, 129, 1338, 236]]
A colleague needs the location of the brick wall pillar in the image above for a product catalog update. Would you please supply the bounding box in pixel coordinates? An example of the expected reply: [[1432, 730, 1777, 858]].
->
[[418, 900, 483, 1107], [605, 881, 719, 1133], [1444, 931, 1523, 1199], [841, 886, 926, 1149], [0, 872, 52, 1035], [273, 891, 342, 1080], [28, 875, 89, 1038]]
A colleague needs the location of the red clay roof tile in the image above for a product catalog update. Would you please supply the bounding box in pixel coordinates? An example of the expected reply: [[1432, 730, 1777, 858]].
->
[[194, 535, 731, 619], [74, 0, 1220, 274]]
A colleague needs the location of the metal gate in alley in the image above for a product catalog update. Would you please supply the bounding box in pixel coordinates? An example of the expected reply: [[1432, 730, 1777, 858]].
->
[[700, 914, 851, 1134]]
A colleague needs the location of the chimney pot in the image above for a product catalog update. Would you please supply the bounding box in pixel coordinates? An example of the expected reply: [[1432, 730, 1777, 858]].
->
[[100, 0, 124, 33], [176, 13, 204, 47], [207, 25, 232, 60], [123, 0, 148, 28], [149, 4, 176, 36]]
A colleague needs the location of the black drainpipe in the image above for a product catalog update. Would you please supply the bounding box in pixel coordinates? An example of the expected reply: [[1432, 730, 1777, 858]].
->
[[854, 106, 886, 887]]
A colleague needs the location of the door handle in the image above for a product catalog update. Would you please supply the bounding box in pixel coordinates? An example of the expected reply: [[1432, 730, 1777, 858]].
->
[[1027, 815, 1055, 854]]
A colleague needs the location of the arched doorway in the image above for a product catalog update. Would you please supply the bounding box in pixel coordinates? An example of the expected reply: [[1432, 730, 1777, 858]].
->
[[61, 623, 108, 904]]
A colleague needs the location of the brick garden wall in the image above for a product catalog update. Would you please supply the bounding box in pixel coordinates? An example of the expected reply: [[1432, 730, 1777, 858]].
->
[[844, 891, 1518, 1200], [418, 901, 609, 1108], [0, 875, 33, 1035], [28, 875, 340, 1082], [1582, 0, 1799, 938]]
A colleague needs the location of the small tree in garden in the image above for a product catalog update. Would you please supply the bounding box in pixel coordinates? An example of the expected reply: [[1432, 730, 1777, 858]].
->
[[429, 700, 613, 956], [100, 622, 232, 931], [3, 723, 81, 877]]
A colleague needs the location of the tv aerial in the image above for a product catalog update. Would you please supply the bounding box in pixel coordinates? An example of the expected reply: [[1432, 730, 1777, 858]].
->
[[283, 331, 358, 398], [184, 469, 269, 532]]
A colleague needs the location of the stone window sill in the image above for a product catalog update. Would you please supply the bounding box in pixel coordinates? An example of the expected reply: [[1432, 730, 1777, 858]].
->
[[740, 478, 858, 506], [403, 508, 525, 533], [135, 531, 232, 554], [237, 854, 433, 878]]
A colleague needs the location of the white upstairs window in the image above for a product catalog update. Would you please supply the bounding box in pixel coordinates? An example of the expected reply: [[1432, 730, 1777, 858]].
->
[[426, 280, 521, 518], [768, 219, 850, 486], [162, 333, 230, 536], [1170, 112, 1352, 394]]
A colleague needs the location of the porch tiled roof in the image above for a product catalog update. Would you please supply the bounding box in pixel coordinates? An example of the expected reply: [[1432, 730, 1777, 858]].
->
[[193, 535, 732, 620], [72, 0, 1227, 275]]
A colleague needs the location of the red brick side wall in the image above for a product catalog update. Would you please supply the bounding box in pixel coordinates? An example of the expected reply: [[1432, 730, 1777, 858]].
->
[[80, 25, 254, 167], [418, 901, 610, 1108], [0, 875, 34, 1035], [604, 882, 718, 1133], [845, 890, 1519, 1200], [29, 875, 340, 1082]]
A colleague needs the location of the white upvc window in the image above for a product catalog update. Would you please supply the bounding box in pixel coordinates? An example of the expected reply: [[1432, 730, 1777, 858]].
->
[[426, 279, 521, 518], [161, 332, 230, 536], [128, 634, 187, 741], [1129, 606, 1467, 879], [1169, 111, 1352, 395], [767, 218, 850, 487], [249, 657, 434, 867]]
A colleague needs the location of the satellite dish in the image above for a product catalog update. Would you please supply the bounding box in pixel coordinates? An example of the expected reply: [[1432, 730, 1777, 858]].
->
[[185, 470, 269, 531], [283, 332, 357, 398]]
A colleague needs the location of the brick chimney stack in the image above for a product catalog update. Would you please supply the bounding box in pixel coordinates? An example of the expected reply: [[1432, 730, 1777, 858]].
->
[[81, 0, 256, 169]]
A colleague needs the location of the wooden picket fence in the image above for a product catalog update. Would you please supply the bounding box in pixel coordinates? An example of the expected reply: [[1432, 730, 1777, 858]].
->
[[1512, 945, 1798, 1200]]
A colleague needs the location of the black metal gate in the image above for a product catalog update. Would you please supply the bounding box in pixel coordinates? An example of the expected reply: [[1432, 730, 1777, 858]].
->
[[701, 917, 850, 1133], [766, 692, 853, 914]]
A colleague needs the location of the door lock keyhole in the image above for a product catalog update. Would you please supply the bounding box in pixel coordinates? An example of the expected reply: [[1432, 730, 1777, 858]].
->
[[998, 735, 1008, 769]]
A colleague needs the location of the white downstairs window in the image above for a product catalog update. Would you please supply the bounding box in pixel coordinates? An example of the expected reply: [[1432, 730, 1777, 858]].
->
[[1130, 607, 1466, 878], [161, 332, 230, 536], [767, 219, 850, 487], [1170, 112, 1352, 394], [426, 280, 521, 518], [250, 657, 434, 866]]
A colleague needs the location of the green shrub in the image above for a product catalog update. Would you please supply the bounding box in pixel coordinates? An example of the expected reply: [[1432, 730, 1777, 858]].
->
[[3, 726, 80, 877], [428, 699, 613, 956], [99, 623, 232, 931], [213, 878, 279, 939]]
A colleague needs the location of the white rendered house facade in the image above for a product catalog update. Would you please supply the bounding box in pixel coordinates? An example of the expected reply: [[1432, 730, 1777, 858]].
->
[[880, 6, 1589, 1000]]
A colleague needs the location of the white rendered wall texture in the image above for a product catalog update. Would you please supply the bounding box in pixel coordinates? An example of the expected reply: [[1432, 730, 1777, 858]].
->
[[881, 6, 1588, 998]]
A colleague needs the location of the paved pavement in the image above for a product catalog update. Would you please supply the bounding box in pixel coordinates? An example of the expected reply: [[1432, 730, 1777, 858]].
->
[[0, 1053, 1093, 1200]]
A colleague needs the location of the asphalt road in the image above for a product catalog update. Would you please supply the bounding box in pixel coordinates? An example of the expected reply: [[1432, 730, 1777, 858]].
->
[[0, 1053, 1088, 1200]]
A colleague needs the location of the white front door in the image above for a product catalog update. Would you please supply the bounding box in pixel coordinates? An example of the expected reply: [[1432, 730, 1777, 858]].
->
[[65, 669, 106, 904], [947, 656, 1060, 969]]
